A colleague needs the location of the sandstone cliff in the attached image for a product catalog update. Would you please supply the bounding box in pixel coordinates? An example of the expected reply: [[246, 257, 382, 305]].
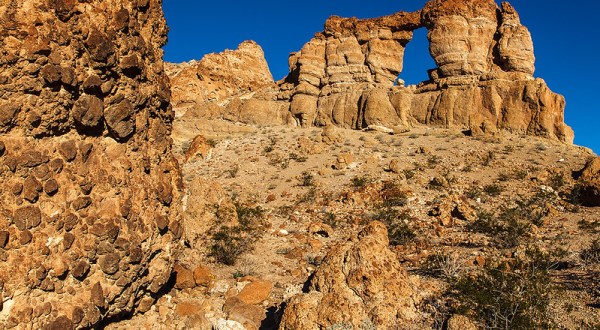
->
[[170, 0, 573, 143], [0, 0, 181, 328]]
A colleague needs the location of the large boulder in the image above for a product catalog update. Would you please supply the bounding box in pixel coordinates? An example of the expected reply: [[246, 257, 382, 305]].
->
[[0, 0, 182, 328], [279, 222, 421, 329]]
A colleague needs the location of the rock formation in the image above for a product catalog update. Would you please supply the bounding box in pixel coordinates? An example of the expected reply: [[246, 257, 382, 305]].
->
[[0, 0, 181, 328], [166, 40, 274, 109], [170, 0, 573, 143], [279, 221, 420, 329]]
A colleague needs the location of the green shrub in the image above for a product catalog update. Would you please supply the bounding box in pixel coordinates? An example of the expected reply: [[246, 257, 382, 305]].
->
[[483, 183, 503, 197], [372, 208, 415, 246], [351, 175, 372, 188], [380, 181, 409, 207], [209, 226, 253, 266], [581, 238, 600, 264], [452, 248, 556, 329], [300, 171, 314, 187]]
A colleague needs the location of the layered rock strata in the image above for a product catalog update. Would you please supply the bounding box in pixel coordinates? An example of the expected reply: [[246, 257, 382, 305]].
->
[[170, 0, 573, 143], [0, 0, 181, 328]]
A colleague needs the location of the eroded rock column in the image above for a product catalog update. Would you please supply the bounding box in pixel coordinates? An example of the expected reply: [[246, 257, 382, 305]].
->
[[0, 0, 182, 328]]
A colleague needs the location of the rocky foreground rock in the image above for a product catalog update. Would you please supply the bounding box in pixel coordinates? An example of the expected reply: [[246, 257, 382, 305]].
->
[[0, 0, 181, 328], [279, 221, 421, 329], [169, 0, 573, 143]]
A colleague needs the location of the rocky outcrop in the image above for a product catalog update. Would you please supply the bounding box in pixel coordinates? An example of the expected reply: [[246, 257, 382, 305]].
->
[[576, 157, 600, 207], [167, 41, 292, 138], [166, 41, 275, 110], [171, 0, 573, 143], [279, 222, 420, 329], [0, 0, 181, 328]]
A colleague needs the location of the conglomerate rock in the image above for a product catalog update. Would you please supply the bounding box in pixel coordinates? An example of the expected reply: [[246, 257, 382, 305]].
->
[[279, 221, 420, 329], [170, 0, 573, 143], [0, 0, 182, 328]]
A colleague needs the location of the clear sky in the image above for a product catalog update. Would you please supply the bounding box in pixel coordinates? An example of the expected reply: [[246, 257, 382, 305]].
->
[[163, 1, 599, 154]]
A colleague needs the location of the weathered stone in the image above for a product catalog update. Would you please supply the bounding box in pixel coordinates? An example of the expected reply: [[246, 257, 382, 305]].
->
[[104, 99, 135, 140], [237, 280, 273, 305], [72, 95, 104, 128], [44, 179, 59, 195], [193, 265, 213, 287], [279, 222, 420, 329], [173, 263, 196, 289], [58, 141, 77, 162], [23, 176, 42, 203], [98, 253, 120, 275], [43, 315, 74, 330], [0, 231, 9, 248], [13, 206, 42, 230]]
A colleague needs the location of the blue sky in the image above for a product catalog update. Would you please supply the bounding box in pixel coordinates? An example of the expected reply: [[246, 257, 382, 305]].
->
[[163, 1, 599, 153]]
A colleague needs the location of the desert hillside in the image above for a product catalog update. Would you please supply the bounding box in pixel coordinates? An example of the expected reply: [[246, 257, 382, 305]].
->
[[0, 0, 598, 329]]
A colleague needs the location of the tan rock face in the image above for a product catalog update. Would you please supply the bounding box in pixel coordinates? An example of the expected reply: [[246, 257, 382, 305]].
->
[[166, 41, 274, 109], [279, 221, 420, 329], [422, 0, 499, 77], [0, 0, 181, 328], [169, 0, 571, 144]]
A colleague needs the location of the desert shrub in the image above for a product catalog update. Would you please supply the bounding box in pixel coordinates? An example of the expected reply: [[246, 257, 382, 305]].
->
[[497, 172, 511, 182], [581, 238, 600, 264], [299, 187, 318, 203], [206, 139, 218, 148], [209, 226, 254, 266], [465, 186, 482, 200], [578, 219, 600, 232], [351, 175, 372, 188], [548, 171, 566, 190], [300, 171, 314, 187], [482, 151, 495, 166], [513, 168, 529, 180], [470, 192, 555, 247], [427, 155, 442, 168], [210, 201, 265, 265], [452, 248, 556, 329], [483, 183, 503, 197], [226, 164, 239, 178], [289, 152, 308, 163], [402, 169, 416, 180], [323, 212, 339, 228], [422, 253, 464, 280], [380, 181, 409, 207], [372, 208, 415, 246]]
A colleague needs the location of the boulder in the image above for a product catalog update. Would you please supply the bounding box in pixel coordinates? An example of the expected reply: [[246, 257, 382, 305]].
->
[[279, 221, 420, 329]]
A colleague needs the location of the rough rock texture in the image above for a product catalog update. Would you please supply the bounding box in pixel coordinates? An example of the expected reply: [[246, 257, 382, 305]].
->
[[165, 41, 275, 110], [279, 221, 420, 329], [0, 0, 182, 328], [171, 0, 572, 143], [577, 157, 600, 207], [167, 41, 292, 138]]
